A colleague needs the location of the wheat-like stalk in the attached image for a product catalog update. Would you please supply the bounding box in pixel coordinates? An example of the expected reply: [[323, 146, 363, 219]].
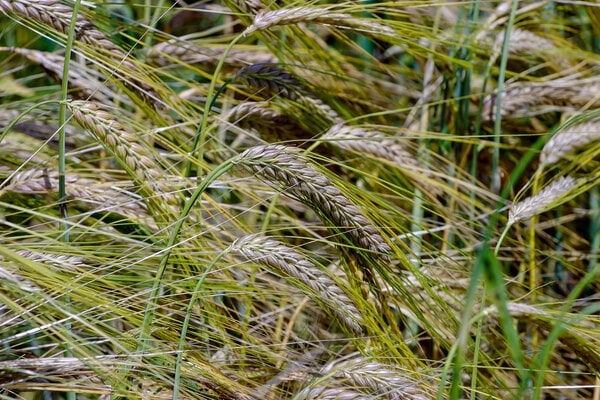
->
[[235, 63, 308, 100], [0, 47, 118, 104], [16, 250, 86, 271], [505, 29, 557, 55], [8, 0, 136, 63], [508, 176, 579, 225], [226, 101, 307, 142], [323, 124, 421, 170], [228, 234, 364, 333], [294, 94, 344, 127], [293, 356, 431, 400], [147, 41, 277, 70], [67, 101, 159, 182], [293, 387, 369, 400], [322, 124, 442, 195], [66, 100, 177, 206], [483, 77, 600, 120], [0, 263, 39, 293], [495, 28, 572, 70], [226, 0, 265, 15], [234, 145, 391, 258], [243, 7, 351, 36], [1, 167, 79, 194], [1, 168, 156, 229], [0, 357, 111, 386], [0, 0, 159, 105], [243, 6, 394, 38], [234, 63, 342, 127], [540, 119, 600, 168], [0, 47, 112, 103], [227, 101, 288, 126], [319, 357, 432, 400]]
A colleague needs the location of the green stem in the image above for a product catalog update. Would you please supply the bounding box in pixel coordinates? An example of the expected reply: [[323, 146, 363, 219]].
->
[[60, 2, 83, 400], [172, 251, 226, 400], [137, 157, 238, 353], [492, 0, 519, 194], [184, 33, 245, 177]]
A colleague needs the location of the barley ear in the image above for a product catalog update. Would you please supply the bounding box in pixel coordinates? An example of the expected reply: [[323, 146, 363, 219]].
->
[[496, 176, 580, 254], [234, 145, 391, 258], [67, 100, 178, 208], [235, 63, 308, 100], [539, 118, 600, 169], [228, 235, 365, 333], [243, 7, 351, 36], [233, 144, 391, 301], [0, 0, 160, 106], [508, 176, 579, 225]]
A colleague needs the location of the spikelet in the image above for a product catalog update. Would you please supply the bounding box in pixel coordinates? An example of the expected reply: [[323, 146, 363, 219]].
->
[[497, 28, 572, 71], [0, 0, 127, 59], [294, 387, 369, 400], [234, 144, 391, 258], [229, 234, 364, 333], [508, 176, 579, 225], [294, 357, 432, 400], [235, 63, 308, 100], [319, 357, 432, 400], [234, 64, 342, 127], [244, 7, 351, 36], [17, 250, 86, 272], [540, 119, 600, 168], [227, 0, 265, 15], [0, 264, 38, 292], [322, 124, 442, 195], [294, 94, 344, 127]]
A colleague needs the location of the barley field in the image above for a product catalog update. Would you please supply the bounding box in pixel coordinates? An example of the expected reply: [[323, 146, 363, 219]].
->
[[0, 1, 599, 399]]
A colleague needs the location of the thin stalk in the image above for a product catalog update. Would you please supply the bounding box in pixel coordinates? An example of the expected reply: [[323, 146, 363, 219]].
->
[[469, 287, 486, 400], [137, 157, 238, 353], [185, 33, 245, 177], [444, 123, 540, 399], [143, 0, 167, 47], [526, 173, 541, 357], [415, 0, 442, 259], [442, 246, 484, 400], [492, 0, 519, 193], [173, 251, 227, 400], [529, 262, 600, 399], [59, 2, 83, 399], [589, 187, 599, 277], [184, 75, 236, 177]]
